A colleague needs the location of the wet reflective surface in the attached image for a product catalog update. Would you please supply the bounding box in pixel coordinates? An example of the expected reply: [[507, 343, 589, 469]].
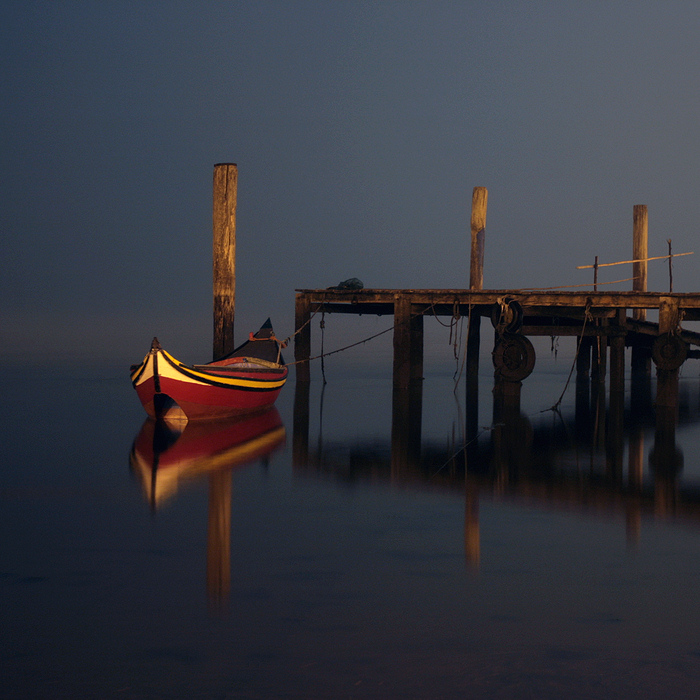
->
[[4, 354, 700, 698]]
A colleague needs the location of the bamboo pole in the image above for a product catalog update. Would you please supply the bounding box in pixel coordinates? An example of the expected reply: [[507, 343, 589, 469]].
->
[[577, 252, 692, 269], [213, 163, 237, 360]]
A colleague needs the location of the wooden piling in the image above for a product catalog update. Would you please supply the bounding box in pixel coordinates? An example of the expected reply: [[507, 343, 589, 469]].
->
[[467, 187, 487, 436], [469, 187, 487, 291], [393, 294, 412, 390], [609, 309, 626, 396], [213, 163, 237, 360], [656, 297, 681, 409], [411, 309, 424, 381], [632, 205, 648, 320]]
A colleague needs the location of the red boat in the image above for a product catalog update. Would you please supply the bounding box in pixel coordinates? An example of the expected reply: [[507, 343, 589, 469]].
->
[[130, 320, 288, 422]]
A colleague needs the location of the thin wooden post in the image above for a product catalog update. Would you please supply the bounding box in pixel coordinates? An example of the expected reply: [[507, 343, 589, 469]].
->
[[594, 256, 599, 291], [633, 205, 648, 321], [469, 187, 487, 291], [294, 293, 311, 382], [213, 163, 237, 360]]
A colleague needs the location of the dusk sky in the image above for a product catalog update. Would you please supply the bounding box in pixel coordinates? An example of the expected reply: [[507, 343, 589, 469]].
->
[[4, 1, 700, 364]]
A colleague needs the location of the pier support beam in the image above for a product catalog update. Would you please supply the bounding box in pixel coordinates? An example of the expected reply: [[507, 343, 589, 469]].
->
[[607, 311, 626, 479], [655, 297, 682, 410], [575, 336, 593, 438], [392, 294, 423, 389], [213, 163, 237, 360]]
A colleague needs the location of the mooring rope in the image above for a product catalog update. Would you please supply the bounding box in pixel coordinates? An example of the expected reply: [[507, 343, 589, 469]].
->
[[286, 323, 396, 366], [286, 300, 464, 368]]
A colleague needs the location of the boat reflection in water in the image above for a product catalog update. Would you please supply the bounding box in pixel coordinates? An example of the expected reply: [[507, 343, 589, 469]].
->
[[130, 407, 285, 603]]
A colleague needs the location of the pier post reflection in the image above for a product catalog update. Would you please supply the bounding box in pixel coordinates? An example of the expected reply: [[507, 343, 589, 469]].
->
[[575, 336, 593, 441], [293, 378, 311, 467], [464, 476, 480, 570], [606, 314, 626, 481], [650, 405, 683, 517], [207, 471, 232, 606], [491, 379, 531, 489], [390, 383, 423, 480], [287, 357, 700, 575]]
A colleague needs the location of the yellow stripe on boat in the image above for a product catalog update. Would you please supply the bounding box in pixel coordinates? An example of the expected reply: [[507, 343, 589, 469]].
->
[[132, 349, 286, 390]]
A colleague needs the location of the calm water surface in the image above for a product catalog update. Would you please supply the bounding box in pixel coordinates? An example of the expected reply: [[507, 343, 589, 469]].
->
[[4, 350, 700, 699]]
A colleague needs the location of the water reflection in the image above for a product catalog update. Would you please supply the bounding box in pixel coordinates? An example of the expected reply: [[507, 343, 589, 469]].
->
[[294, 370, 700, 565], [129, 408, 285, 602]]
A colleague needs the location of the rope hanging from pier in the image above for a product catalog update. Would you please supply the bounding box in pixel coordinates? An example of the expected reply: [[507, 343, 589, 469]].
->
[[545, 299, 594, 414], [287, 300, 472, 369]]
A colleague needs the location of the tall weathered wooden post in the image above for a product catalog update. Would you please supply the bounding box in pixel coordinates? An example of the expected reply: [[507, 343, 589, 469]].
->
[[632, 205, 648, 316], [632, 205, 650, 376], [213, 163, 237, 360], [466, 187, 487, 444], [469, 187, 487, 291]]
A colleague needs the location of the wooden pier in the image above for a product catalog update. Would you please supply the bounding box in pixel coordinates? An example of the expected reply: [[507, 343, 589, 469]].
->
[[294, 288, 700, 382], [293, 191, 699, 419]]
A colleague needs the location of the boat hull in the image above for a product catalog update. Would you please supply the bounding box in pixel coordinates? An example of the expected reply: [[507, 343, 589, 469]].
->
[[130, 321, 288, 421], [134, 372, 286, 420]]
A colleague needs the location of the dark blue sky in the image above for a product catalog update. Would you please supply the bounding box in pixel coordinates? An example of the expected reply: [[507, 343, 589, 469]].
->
[[3, 1, 700, 362]]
